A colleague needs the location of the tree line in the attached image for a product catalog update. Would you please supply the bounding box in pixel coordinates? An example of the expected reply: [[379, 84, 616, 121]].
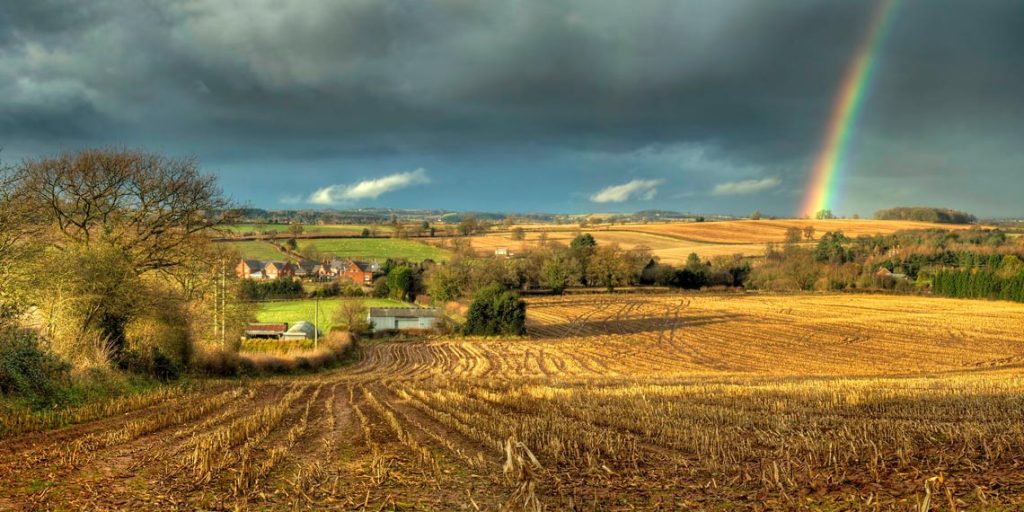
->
[[874, 207, 977, 225]]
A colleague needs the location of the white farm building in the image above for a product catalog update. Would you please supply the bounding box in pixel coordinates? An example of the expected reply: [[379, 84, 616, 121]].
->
[[367, 307, 440, 332], [282, 321, 319, 341]]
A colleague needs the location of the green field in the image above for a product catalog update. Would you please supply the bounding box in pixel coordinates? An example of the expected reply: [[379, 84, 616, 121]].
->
[[299, 238, 449, 262], [253, 298, 407, 331], [221, 223, 394, 234], [223, 241, 290, 260]]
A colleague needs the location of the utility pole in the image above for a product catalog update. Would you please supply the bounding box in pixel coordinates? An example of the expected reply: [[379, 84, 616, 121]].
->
[[221, 258, 226, 346]]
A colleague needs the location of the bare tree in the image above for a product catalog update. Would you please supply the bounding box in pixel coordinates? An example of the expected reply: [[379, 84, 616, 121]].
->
[[13, 149, 233, 356], [0, 165, 37, 321], [16, 149, 232, 273], [334, 300, 369, 333]]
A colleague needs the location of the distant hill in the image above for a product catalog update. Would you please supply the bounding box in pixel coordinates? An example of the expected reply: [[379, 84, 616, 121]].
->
[[874, 207, 976, 225], [224, 207, 736, 225]]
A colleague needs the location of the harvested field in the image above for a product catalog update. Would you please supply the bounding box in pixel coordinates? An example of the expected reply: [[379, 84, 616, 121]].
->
[[448, 219, 973, 263], [626, 219, 968, 244], [456, 230, 768, 264], [3, 293, 1024, 510]]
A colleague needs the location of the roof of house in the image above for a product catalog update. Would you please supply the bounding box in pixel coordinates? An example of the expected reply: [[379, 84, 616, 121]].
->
[[265, 261, 291, 270], [351, 260, 376, 272], [329, 258, 376, 272], [292, 260, 318, 274], [368, 307, 440, 318], [242, 259, 265, 271]]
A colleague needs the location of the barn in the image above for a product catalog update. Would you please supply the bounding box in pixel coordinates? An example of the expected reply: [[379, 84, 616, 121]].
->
[[244, 323, 288, 339], [282, 321, 319, 341], [367, 307, 440, 332]]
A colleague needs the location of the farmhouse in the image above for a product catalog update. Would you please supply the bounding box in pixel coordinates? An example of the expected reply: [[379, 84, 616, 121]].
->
[[236, 259, 267, 279], [495, 247, 513, 257], [292, 260, 320, 278], [235, 259, 297, 280], [331, 258, 378, 286], [264, 261, 296, 280], [368, 307, 440, 332]]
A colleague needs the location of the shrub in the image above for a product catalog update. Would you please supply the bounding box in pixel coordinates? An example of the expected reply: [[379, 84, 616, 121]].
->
[[119, 347, 182, 382], [463, 284, 526, 336], [0, 330, 71, 406], [239, 278, 304, 300], [372, 277, 390, 298], [309, 281, 342, 298]]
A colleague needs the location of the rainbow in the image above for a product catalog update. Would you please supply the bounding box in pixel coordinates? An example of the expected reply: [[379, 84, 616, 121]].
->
[[801, 0, 901, 217]]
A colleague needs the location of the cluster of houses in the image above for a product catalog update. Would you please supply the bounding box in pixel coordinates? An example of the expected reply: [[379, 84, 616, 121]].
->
[[235, 258, 379, 285]]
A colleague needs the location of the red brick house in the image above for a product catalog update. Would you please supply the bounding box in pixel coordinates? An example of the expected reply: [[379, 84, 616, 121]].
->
[[332, 258, 376, 286], [264, 261, 296, 280], [236, 259, 266, 279]]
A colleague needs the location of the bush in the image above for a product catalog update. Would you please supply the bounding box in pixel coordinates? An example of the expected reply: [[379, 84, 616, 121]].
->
[[0, 330, 71, 406], [372, 277, 390, 298], [239, 278, 304, 300], [309, 281, 341, 298], [119, 347, 182, 382], [463, 284, 526, 336]]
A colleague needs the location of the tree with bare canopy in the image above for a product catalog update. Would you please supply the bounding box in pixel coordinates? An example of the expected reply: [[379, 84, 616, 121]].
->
[[10, 149, 234, 364], [16, 149, 230, 272], [0, 164, 38, 322]]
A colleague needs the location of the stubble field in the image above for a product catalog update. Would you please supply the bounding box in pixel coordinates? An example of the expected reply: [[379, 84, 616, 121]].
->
[[2, 293, 1023, 510], [452, 219, 974, 263]]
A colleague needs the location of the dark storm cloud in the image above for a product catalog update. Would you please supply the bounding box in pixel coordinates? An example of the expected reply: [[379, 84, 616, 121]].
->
[[1, 0, 1021, 215]]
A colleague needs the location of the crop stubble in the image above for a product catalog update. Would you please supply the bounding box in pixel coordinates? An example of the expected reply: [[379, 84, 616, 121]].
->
[[1, 293, 1023, 509]]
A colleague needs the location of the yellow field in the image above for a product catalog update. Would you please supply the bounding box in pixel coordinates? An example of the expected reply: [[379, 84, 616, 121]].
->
[[451, 219, 970, 263], [2, 293, 1022, 509]]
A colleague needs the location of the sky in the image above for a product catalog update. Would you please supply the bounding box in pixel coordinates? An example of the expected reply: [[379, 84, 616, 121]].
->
[[0, 0, 1022, 217]]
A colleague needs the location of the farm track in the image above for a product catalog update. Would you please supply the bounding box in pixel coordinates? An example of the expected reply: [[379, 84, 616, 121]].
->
[[3, 293, 1024, 509]]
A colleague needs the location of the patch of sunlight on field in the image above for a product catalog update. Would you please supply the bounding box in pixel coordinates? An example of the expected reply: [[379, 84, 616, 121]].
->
[[299, 238, 449, 262], [253, 297, 408, 331], [223, 241, 289, 260]]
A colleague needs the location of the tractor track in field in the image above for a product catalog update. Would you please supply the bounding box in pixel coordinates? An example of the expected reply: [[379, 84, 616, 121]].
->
[[4, 293, 1024, 510]]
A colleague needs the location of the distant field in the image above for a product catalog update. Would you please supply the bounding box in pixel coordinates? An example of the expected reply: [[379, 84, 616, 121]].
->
[[221, 223, 392, 235], [253, 297, 407, 331], [456, 219, 971, 263], [626, 218, 970, 243], [299, 238, 450, 262], [222, 240, 290, 260], [456, 230, 767, 263]]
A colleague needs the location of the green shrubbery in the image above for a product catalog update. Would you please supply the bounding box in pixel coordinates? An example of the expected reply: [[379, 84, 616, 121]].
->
[[875, 206, 976, 225], [239, 278, 305, 300], [0, 330, 71, 406], [932, 269, 1024, 302], [462, 284, 526, 336]]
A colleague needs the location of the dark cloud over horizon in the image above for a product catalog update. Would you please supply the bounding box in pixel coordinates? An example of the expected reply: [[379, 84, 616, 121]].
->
[[1, 0, 1022, 216]]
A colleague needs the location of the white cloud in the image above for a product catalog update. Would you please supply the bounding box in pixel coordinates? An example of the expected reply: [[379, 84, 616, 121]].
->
[[308, 168, 430, 204], [590, 179, 664, 203], [711, 176, 781, 196]]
